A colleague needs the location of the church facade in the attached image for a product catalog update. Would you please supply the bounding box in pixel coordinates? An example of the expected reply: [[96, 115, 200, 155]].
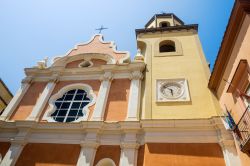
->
[[0, 14, 240, 166]]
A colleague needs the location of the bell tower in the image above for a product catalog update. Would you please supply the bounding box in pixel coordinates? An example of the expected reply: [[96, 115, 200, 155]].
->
[[136, 13, 220, 119]]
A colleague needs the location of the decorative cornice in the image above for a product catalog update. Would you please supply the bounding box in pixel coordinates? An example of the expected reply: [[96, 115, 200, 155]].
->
[[24, 63, 145, 80], [0, 117, 234, 145], [136, 24, 198, 37]]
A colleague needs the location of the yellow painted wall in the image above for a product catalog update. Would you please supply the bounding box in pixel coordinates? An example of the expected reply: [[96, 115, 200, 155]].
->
[[139, 30, 221, 119]]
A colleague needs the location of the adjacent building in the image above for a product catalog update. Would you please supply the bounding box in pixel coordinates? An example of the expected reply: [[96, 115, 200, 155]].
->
[[0, 79, 13, 115], [209, 0, 250, 166], [0, 13, 241, 166]]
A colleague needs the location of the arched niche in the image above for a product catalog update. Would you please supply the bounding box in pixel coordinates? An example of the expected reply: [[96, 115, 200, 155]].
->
[[137, 41, 147, 56]]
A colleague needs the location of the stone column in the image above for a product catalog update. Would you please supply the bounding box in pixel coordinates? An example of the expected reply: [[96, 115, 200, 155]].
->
[[77, 142, 99, 166], [91, 72, 112, 121], [0, 77, 32, 121], [219, 140, 241, 166], [27, 78, 57, 121], [0, 142, 26, 166], [126, 71, 143, 121]]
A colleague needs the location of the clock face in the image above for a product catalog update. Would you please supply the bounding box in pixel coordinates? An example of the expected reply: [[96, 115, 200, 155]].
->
[[160, 82, 183, 99]]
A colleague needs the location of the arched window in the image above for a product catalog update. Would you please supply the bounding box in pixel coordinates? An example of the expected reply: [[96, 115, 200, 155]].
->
[[44, 84, 96, 122], [160, 21, 170, 28], [159, 40, 176, 53]]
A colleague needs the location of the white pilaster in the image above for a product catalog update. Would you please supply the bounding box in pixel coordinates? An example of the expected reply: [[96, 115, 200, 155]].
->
[[77, 142, 99, 166], [119, 142, 139, 166], [119, 132, 139, 166], [0, 142, 26, 166], [126, 71, 143, 121], [27, 79, 57, 121], [0, 77, 32, 121], [219, 140, 241, 166], [91, 72, 112, 121]]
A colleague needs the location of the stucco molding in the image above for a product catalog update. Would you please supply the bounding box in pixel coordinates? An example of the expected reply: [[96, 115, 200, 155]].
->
[[129, 71, 143, 80], [42, 83, 96, 123], [0, 117, 235, 146], [24, 62, 145, 80]]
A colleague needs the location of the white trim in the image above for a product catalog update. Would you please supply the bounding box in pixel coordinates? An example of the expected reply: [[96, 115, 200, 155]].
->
[[91, 72, 112, 121], [96, 158, 116, 166], [0, 82, 30, 121], [126, 71, 143, 121], [42, 83, 96, 122]]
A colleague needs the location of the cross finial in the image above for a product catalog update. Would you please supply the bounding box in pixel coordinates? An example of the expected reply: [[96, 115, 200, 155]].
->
[[95, 25, 108, 34]]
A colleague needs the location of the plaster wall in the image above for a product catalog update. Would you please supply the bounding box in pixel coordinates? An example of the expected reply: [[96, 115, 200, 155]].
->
[[137, 143, 225, 166], [10, 82, 46, 121], [15, 143, 80, 166], [104, 79, 130, 121]]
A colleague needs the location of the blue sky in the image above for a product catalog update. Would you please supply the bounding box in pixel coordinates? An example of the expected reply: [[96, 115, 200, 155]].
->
[[0, 0, 234, 94]]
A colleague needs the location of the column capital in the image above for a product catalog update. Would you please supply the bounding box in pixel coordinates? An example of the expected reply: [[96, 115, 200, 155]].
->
[[10, 139, 27, 147], [219, 139, 236, 149], [120, 142, 140, 150], [129, 71, 143, 80], [48, 75, 59, 83], [80, 141, 100, 149], [100, 72, 113, 81]]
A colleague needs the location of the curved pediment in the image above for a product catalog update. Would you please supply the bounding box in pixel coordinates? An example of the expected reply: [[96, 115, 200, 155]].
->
[[52, 34, 130, 67]]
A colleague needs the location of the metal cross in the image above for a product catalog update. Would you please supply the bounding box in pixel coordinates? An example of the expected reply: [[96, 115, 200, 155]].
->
[[95, 25, 108, 34]]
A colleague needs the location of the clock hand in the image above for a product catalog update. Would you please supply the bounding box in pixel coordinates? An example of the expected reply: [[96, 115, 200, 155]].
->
[[168, 88, 173, 96]]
